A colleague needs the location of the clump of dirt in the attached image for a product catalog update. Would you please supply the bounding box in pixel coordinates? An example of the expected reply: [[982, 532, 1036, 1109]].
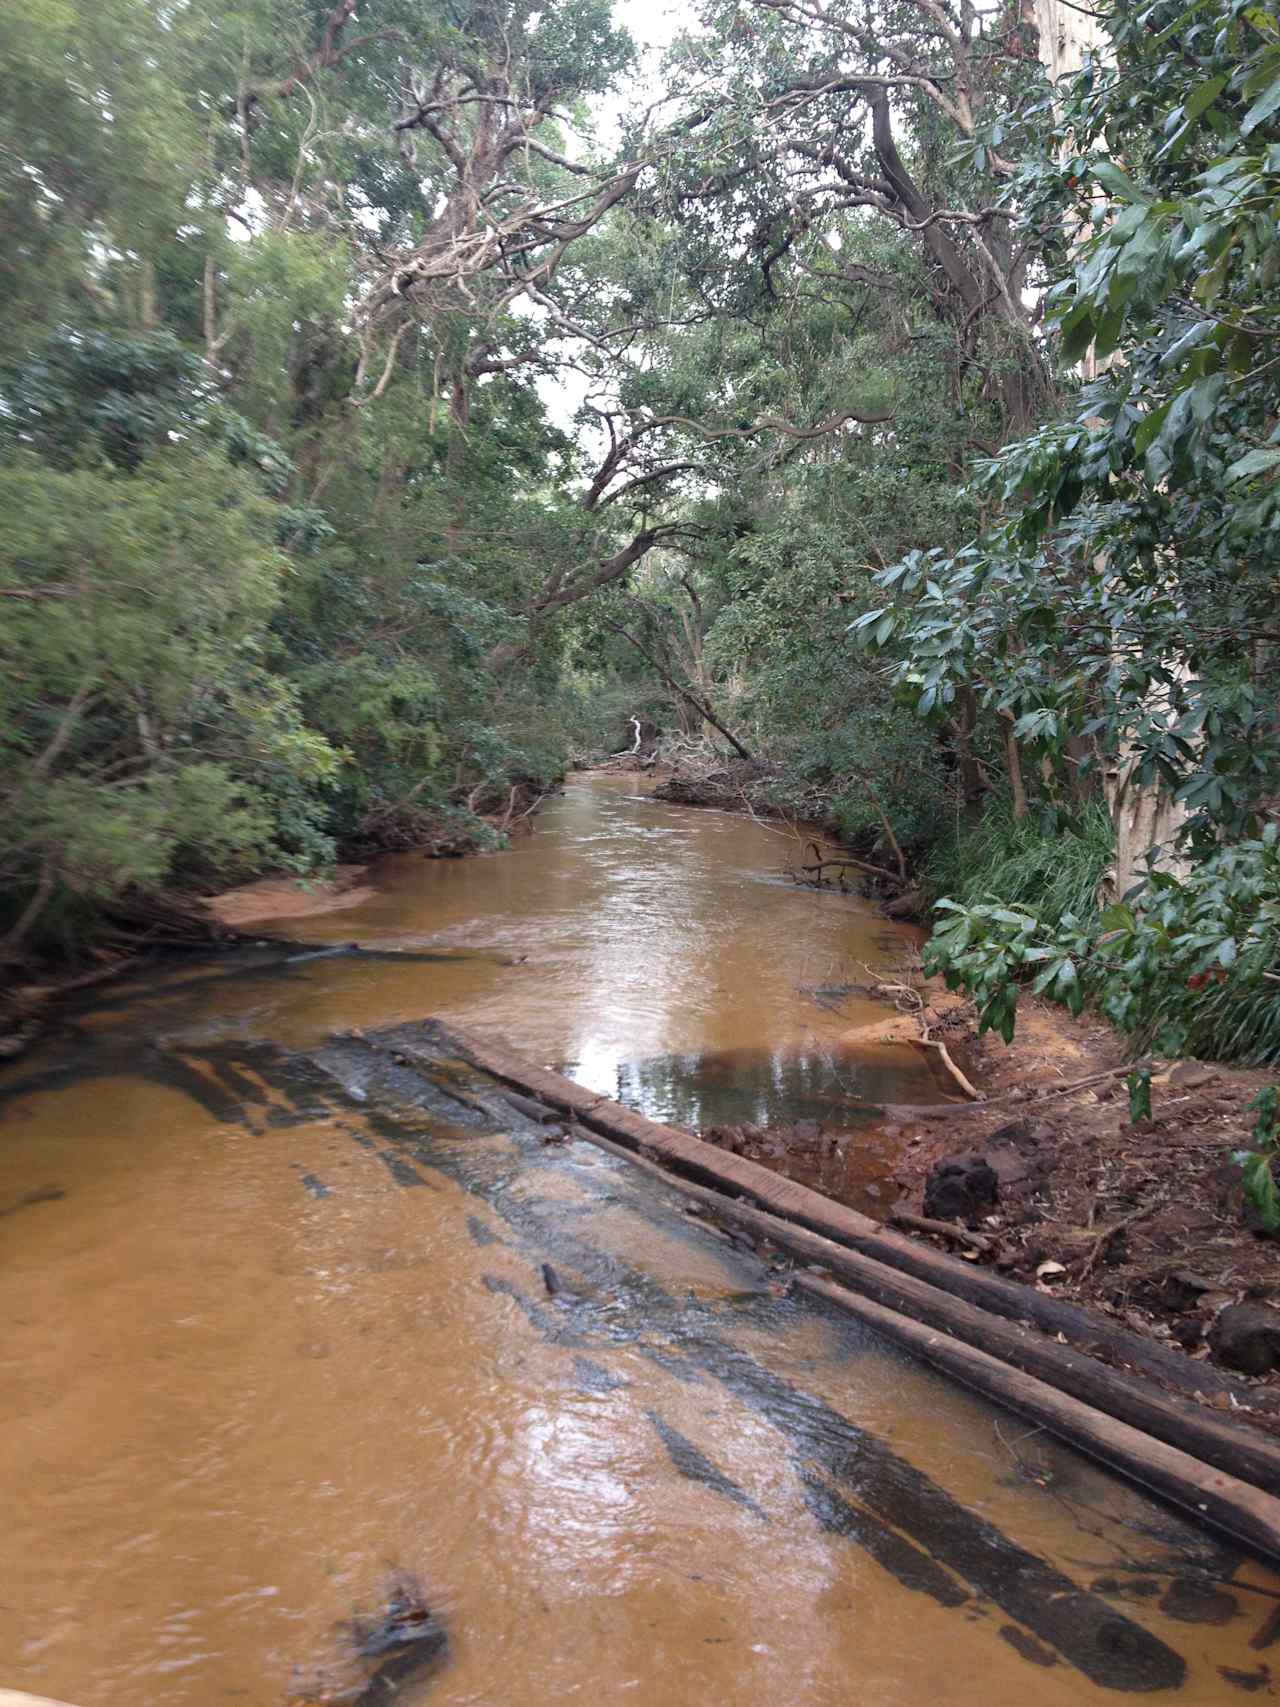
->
[[886, 995, 1280, 1397]]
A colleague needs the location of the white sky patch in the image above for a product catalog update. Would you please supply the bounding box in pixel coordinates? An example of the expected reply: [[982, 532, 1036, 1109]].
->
[[536, 0, 689, 435]]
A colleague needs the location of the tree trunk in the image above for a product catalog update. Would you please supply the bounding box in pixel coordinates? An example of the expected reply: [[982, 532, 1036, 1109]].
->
[[1033, 0, 1191, 893], [1102, 746, 1192, 903], [951, 688, 986, 824], [603, 619, 757, 763], [1000, 712, 1028, 821]]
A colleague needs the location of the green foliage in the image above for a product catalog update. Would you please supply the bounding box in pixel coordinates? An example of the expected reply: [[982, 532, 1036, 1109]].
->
[[0, 447, 339, 948], [858, 0, 1280, 841], [1236, 1089, 1280, 1233], [1126, 1068, 1153, 1124], [926, 827, 1280, 1061], [926, 804, 1114, 930]]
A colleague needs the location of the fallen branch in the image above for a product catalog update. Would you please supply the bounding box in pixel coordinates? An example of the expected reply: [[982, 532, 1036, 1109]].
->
[[797, 839, 901, 886], [915, 1036, 983, 1100], [882, 1060, 1149, 1121], [601, 618, 757, 763], [891, 1211, 993, 1253]]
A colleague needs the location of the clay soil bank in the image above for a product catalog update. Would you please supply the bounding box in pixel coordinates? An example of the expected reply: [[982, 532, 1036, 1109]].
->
[[876, 992, 1280, 1419]]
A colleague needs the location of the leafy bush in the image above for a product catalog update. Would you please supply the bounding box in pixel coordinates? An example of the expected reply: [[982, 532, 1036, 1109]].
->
[[926, 827, 1280, 1062]]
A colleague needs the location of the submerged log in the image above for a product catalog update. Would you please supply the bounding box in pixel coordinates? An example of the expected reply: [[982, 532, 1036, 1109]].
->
[[582, 1128, 1280, 1503], [396, 1019, 1280, 1559], [796, 1273, 1280, 1567], [416, 1020, 1261, 1409]]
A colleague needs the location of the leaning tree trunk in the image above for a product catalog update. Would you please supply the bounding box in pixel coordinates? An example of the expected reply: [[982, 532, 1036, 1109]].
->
[[1034, 0, 1191, 901]]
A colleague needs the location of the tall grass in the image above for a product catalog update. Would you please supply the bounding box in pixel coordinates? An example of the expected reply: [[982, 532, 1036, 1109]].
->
[[925, 801, 1114, 930], [1180, 981, 1280, 1066]]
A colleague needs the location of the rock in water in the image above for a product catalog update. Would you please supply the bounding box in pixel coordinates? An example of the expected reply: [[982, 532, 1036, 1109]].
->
[[349, 1576, 448, 1704]]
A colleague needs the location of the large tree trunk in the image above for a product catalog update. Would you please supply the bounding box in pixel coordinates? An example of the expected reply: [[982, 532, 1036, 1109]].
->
[[1033, 0, 1191, 897]]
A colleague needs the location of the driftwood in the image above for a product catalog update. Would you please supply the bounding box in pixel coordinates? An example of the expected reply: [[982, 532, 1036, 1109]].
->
[[796, 1274, 1280, 1565], [579, 1127, 1280, 1501], [397, 1018, 1280, 1562], [796, 839, 902, 888]]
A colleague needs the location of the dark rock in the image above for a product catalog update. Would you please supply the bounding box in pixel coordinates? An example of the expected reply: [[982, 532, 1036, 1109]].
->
[[1159, 1577, 1239, 1624], [884, 888, 923, 919], [923, 1153, 999, 1224], [348, 1575, 448, 1705], [1210, 1302, 1280, 1376]]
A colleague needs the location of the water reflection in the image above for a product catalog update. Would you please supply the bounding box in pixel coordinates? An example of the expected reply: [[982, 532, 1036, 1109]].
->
[[581, 1044, 909, 1130]]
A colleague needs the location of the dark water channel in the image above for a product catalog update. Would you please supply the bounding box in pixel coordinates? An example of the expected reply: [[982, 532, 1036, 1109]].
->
[[1, 774, 1276, 1704]]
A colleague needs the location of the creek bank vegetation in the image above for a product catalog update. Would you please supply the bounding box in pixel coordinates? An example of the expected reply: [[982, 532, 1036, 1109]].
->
[[5, 0, 1280, 1238]]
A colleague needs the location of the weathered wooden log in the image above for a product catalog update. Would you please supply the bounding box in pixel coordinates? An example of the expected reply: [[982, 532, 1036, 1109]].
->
[[416, 1019, 1264, 1412], [796, 1273, 1280, 1567], [581, 1128, 1280, 1500]]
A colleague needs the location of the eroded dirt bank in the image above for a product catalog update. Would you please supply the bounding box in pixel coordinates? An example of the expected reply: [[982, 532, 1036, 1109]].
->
[[869, 993, 1280, 1409]]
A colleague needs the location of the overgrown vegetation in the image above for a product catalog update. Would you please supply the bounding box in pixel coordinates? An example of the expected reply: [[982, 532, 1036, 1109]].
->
[[926, 806, 1114, 935], [3, 0, 1279, 1068]]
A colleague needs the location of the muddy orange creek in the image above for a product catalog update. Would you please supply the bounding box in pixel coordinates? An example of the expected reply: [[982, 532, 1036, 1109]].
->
[[3, 773, 1278, 1706]]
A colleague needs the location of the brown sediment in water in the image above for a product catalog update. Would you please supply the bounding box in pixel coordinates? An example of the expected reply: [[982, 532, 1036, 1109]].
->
[[3, 776, 1277, 1706], [206, 864, 376, 928]]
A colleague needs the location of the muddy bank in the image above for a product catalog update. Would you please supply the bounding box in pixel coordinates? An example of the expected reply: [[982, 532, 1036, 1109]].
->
[[869, 995, 1280, 1406], [207, 865, 377, 930]]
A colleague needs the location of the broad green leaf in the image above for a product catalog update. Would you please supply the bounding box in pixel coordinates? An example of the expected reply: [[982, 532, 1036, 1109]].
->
[[1243, 72, 1280, 135], [1227, 447, 1280, 481]]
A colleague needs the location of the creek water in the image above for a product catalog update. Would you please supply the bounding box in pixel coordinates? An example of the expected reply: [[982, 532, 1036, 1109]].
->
[[2, 772, 1276, 1705]]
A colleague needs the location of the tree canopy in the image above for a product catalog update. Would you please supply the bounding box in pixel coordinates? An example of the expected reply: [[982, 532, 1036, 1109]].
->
[[3, 0, 1280, 1068]]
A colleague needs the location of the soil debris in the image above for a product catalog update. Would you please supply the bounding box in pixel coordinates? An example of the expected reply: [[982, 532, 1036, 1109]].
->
[[884, 995, 1280, 1416]]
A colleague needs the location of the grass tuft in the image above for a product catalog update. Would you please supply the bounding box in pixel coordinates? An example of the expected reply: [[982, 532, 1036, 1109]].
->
[[925, 801, 1113, 931]]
